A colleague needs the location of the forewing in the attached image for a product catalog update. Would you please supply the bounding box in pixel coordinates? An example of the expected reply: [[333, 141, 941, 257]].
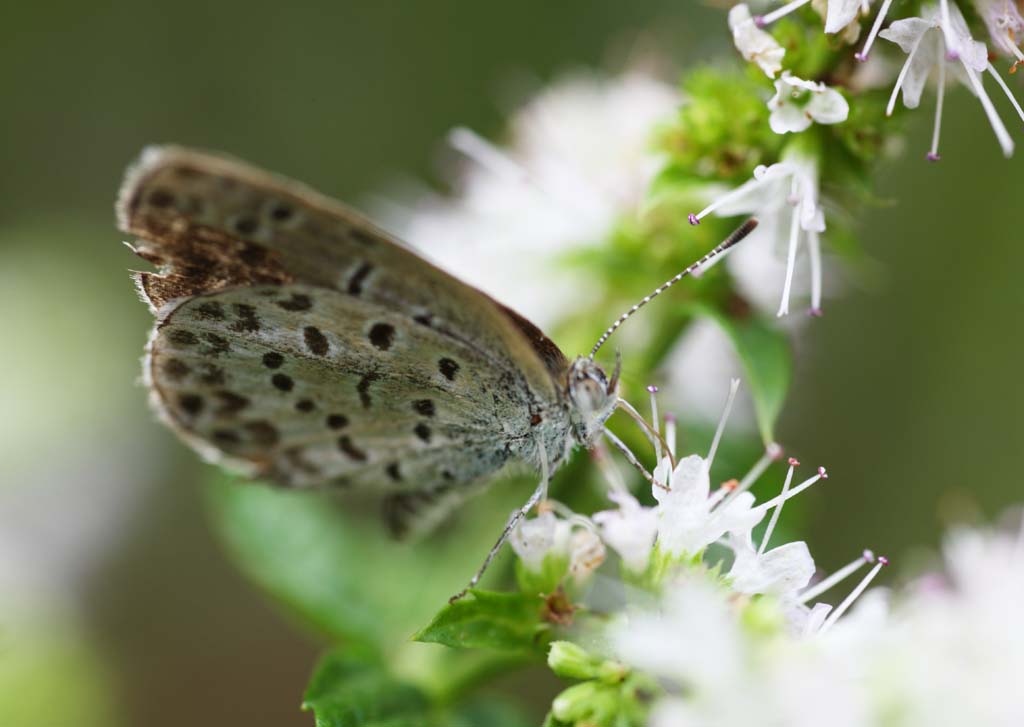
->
[[118, 147, 575, 491], [150, 284, 534, 488], [117, 146, 569, 390]]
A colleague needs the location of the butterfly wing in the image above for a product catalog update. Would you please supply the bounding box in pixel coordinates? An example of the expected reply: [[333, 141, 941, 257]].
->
[[119, 147, 573, 490]]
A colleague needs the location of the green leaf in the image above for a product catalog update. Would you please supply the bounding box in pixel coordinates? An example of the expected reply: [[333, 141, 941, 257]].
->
[[302, 648, 431, 727], [204, 472, 537, 651], [413, 590, 548, 653], [699, 306, 792, 445]]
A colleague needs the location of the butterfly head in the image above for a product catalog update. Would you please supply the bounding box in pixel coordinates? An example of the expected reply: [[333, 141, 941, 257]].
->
[[566, 355, 620, 446]]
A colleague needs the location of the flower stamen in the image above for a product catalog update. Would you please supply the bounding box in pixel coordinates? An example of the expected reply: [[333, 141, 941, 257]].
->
[[707, 379, 741, 469], [799, 549, 875, 603], [819, 555, 889, 633], [856, 0, 895, 61], [755, 0, 813, 28], [758, 459, 797, 555]]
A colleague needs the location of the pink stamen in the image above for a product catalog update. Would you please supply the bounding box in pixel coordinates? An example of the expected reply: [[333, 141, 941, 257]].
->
[[788, 457, 801, 467], [818, 466, 828, 478], [688, 213, 700, 226]]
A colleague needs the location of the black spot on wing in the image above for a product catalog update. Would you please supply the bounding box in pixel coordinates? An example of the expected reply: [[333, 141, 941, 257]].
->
[[213, 429, 241, 445], [326, 414, 349, 430], [163, 358, 190, 381], [414, 423, 432, 443], [245, 420, 280, 446], [214, 391, 249, 416], [347, 262, 373, 295], [195, 302, 225, 320], [413, 400, 435, 417], [385, 462, 402, 482], [438, 357, 459, 381], [198, 363, 226, 385], [231, 303, 260, 333], [295, 399, 316, 412], [271, 373, 294, 392], [179, 394, 203, 416], [148, 188, 175, 208], [232, 216, 259, 236], [201, 333, 230, 357], [168, 329, 198, 346], [303, 326, 329, 356], [269, 203, 294, 221], [368, 323, 395, 351], [277, 293, 313, 312], [262, 352, 285, 369], [357, 373, 380, 409], [337, 435, 368, 461]]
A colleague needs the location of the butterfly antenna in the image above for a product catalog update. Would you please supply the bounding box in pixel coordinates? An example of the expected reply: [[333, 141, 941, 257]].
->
[[589, 218, 759, 358]]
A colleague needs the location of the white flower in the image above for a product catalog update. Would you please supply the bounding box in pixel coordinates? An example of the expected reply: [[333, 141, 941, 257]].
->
[[727, 530, 815, 596], [654, 454, 763, 558], [974, 0, 1024, 66], [768, 72, 850, 134], [567, 527, 606, 583], [730, 3, 786, 78], [689, 153, 828, 317], [380, 71, 680, 328], [509, 510, 569, 572], [881, 1, 1024, 159], [592, 491, 657, 573], [611, 578, 746, 690]]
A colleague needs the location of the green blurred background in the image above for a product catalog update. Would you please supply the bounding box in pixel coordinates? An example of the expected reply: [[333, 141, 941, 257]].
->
[[2, 1, 1022, 725]]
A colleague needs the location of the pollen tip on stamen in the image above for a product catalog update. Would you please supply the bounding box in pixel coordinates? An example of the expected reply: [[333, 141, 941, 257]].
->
[[862, 549, 875, 563], [688, 213, 700, 226], [855, 51, 868, 62], [818, 466, 828, 478], [664, 413, 676, 423], [646, 385, 659, 394], [946, 49, 960, 61], [926, 152, 941, 162], [767, 442, 784, 460], [722, 478, 739, 492], [878, 556, 890, 566], [788, 457, 800, 467], [808, 307, 824, 317], [754, 15, 767, 28]]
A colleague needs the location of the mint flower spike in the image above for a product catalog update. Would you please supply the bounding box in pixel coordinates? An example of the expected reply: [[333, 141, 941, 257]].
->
[[689, 155, 826, 317], [974, 0, 1024, 69], [729, 3, 786, 78], [881, 1, 1021, 159]]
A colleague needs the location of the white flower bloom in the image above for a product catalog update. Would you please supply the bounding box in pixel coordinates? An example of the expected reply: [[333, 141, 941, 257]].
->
[[592, 491, 658, 573], [768, 72, 850, 134], [611, 578, 746, 690], [727, 531, 816, 596], [689, 153, 828, 316], [509, 510, 570, 572], [881, 1, 1024, 159], [380, 71, 680, 327], [568, 527, 606, 583], [654, 454, 764, 558], [974, 0, 1024, 66], [730, 3, 786, 77]]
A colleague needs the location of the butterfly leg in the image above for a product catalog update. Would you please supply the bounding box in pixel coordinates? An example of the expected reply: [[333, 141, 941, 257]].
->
[[449, 440, 550, 603]]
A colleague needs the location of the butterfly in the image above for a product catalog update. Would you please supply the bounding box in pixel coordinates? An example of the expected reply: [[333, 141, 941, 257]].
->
[[117, 146, 754, 592]]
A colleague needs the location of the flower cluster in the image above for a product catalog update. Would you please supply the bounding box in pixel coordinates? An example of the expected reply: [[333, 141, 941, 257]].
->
[[498, 379, 1024, 726], [503, 381, 892, 726]]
